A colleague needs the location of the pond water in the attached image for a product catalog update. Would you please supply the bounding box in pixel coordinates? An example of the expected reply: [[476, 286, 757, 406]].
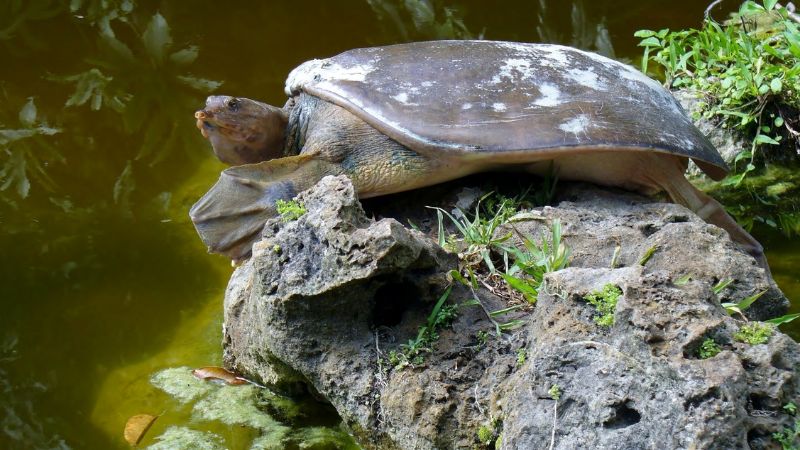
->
[[1, 0, 796, 449]]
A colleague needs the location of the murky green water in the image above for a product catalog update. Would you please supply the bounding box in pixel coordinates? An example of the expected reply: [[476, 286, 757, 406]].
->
[[1, 1, 795, 449]]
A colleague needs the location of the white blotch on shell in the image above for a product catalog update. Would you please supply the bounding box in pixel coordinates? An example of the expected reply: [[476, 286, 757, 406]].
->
[[392, 92, 409, 104], [566, 68, 604, 91], [559, 114, 591, 136], [491, 58, 535, 84], [533, 83, 562, 107]]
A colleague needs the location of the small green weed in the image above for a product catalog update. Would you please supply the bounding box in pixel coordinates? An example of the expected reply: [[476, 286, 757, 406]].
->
[[583, 284, 622, 327], [713, 278, 734, 295], [548, 384, 562, 401], [429, 193, 513, 272], [275, 199, 306, 222], [476, 330, 489, 347], [785, 402, 798, 415], [390, 287, 458, 368], [734, 322, 774, 345], [475, 417, 502, 449], [516, 348, 527, 366], [638, 245, 658, 266], [499, 219, 570, 303], [698, 338, 722, 359], [773, 419, 800, 450], [722, 290, 766, 317]]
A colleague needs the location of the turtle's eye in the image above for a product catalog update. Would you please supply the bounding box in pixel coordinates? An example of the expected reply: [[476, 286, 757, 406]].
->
[[227, 98, 240, 111]]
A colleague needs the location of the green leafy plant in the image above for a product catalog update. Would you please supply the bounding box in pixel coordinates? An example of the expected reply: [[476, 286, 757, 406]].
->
[[698, 338, 722, 359], [785, 402, 798, 415], [275, 199, 306, 222], [583, 284, 622, 327], [734, 321, 774, 345], [635, 0, 800, 183]]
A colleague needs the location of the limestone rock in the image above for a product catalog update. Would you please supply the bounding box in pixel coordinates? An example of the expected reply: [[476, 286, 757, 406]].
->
[[223, 175, 797, 450]]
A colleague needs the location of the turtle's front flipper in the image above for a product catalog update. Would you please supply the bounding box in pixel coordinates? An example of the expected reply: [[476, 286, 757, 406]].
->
[[189, 154, 340, 262]]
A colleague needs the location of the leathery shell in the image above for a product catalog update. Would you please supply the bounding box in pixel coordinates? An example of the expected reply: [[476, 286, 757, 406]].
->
[[285, 40, 727, 179]]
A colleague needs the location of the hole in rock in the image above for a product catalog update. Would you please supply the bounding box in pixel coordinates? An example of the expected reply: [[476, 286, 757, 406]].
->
[[603, 401, 641, 429], [684, 387, 720, 411], [665, 214, 689, 223], [639, 223, 660, 237], [370, 281, 423, 328], [748, 393, 778, 413], [747, 426, 776, 449]]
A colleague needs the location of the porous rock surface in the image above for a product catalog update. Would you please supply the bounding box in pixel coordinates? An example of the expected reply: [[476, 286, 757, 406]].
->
[[223, 175, 798, 450]]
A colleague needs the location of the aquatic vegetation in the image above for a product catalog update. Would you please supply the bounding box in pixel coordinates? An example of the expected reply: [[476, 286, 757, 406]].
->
[[0, 97, 62, 199], [70, 0, 134, 37], [636, 0, 800, 182], [534, 0, 615, 57], [54, 11, 222, 166], [147, 426, 224, 450], [150, 367, 214, 404], [367, 0, 476, 40], [0, 0, 62, 46]]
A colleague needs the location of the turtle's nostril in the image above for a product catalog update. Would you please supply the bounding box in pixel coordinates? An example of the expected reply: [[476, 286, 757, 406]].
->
[[195, 110, 208, 120]]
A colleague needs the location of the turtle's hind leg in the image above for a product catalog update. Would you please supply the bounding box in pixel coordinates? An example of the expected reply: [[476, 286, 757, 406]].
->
[[647, 156, 769, 273]]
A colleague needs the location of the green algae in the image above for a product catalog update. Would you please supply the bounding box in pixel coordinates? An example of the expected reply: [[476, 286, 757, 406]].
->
[[147, 426, 224, 450]]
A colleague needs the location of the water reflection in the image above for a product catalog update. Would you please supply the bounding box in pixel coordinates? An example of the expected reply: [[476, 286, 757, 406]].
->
[[534, 0, 615, 57], [368, 0, 478, 40]]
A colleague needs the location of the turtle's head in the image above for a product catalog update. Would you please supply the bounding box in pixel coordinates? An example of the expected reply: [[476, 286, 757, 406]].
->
[[195, 95, 288, 165]]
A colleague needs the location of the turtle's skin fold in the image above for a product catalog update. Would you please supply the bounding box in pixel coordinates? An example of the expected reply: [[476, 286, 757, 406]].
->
[[190, 40, 768, 272]]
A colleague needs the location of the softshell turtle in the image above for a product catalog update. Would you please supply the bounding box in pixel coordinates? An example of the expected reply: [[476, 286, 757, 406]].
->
[[190, 40, 767, 269]]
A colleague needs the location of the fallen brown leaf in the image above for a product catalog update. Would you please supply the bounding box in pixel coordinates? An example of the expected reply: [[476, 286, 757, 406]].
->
[[124, 413, 158, 446], [192, 366, 248, 385]]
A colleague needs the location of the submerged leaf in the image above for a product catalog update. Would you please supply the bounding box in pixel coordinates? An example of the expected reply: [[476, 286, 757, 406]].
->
[[176, 75, 222, 92], [143, 12, 172, 63], [18, 98, 37, 126], [192, 366, 248, 385], [123, 413, 158, 446], [169, 46, 199, 65]]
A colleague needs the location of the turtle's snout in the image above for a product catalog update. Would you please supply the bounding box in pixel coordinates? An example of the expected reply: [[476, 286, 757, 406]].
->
[[195, 109, 213, 138]]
